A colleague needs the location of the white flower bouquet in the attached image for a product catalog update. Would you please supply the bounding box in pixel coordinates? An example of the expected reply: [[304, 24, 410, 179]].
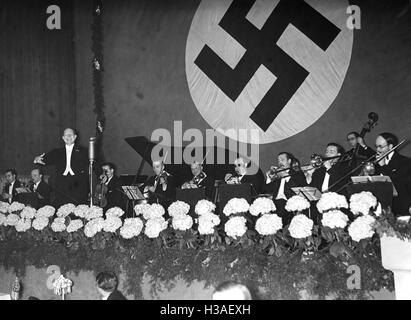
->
[[144, 217, 168, 238], [15, 218, 31, 232], [285, 195, 310, 213], [53, 275, 73, 299], [103, 216, 123, 233], [66, 219, 84, 233], [321, 210, 349, 229], [106, 207, 125, 218], [56, 203, 76, 218], [194, 199, 216, 216], [84, 217, 105, 238], [255, 214, 283, 236], [197, 213, 221, 235], [349, 191, 378, 216], [5, 213, 20, 226], [8, 202, 25, 213], [289, 214, 314, 239], [223, 198, 250, 217], [134, 203, 151, 216], [143, 203, 165, 220], [120, 218, 144, 239], [51, 217, 66, 232], [73, 204, 89, 219], [36, 205, 55, 218], [316, 192, 348, 213], [20, 206, 36, 220], [348, 215, 375, 242], [249, 197, 276, 216], [168, 201, 190, 218], [224, 216, 248, 239], [84, 206, 103, 221], [172, 214, 193, 231], [0, 201, 10, 214], [0, 213, 6, 226], [32, 217, 49, 231]]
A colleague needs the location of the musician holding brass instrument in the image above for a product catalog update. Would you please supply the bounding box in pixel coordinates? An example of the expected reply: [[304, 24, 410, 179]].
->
[[224, 157, 262, 194], [264, 152, 307, 224], [181, 161, 215, 199], [143, 160, 176, 205]]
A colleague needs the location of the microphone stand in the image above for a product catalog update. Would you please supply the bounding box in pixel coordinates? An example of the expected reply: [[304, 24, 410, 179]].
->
[[89, 137, 97, 207]]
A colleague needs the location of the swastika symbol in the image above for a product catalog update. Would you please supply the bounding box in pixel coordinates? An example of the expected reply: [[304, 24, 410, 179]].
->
[[194, 0, 341, 131]]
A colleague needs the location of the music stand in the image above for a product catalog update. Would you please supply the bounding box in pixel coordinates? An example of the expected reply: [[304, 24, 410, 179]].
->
[[15, 188, 38, 208], [122, 186, 146, 217], [291, 187, 322, 219], [348, 176, 395, 210]]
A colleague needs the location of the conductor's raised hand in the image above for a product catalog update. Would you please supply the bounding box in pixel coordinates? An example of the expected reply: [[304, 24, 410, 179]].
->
[[33, 153, 45, 165]]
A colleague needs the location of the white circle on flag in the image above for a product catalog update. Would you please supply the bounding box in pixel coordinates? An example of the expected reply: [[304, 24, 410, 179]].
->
[[186, 0, 353, 144]]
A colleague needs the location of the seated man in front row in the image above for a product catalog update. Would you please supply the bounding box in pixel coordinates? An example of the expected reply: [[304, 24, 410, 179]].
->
[[181, 161, 215, 199], [29, 167, 51, 209], [143, 160, 176, 207], [224, 157, 262, 194]]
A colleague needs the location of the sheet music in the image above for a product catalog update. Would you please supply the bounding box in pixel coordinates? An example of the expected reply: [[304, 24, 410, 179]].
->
[[15, 187, 32, 194], [291, 187, 322, 201], [122, 186, 144, 200]]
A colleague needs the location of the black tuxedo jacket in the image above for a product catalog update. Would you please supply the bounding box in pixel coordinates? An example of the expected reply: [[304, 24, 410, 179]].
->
[[264, 171, 307, 199], [239, 174, 262, 194], [105, 176, 125, 210], [376, 152, 411, 215], [309, 162, 350, 194], [347, 145, 376, 172], [107, 290, 127, 300], [43, 144, 88, 176], [29, 180, 51, 208], [2, 180, 21, 203], [145, 172, 176, 202], [185, 173, 215, 199]]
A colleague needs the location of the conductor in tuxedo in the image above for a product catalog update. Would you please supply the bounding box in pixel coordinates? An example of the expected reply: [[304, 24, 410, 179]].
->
[[1, 169, 21, 203], [96, 272, 127, 300], [264, 152, 307, 225], [306, 143, 349, 195], [29, 167, 51, 208], [33, 128, 88, 208], [225, 157, 262, 194], [375, 133, 411, 216], [100, 162, 124, 211]]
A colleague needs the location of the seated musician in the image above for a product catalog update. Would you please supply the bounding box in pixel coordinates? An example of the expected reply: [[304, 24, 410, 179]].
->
[[346, 131, 376, 171], [29, 167, 51, 208], [224, 157, 261, 194], [306, 143, 349, 195], [181, 161, 215, 199], [374, 133, 411, 216], [264, 152, 306, 224], [1, 169, 21, 204], [100, 162, 124, 211], [143, 160, 176, 206]]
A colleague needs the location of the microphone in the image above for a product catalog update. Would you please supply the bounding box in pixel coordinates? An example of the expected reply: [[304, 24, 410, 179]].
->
[[89, 137, 96, 161]]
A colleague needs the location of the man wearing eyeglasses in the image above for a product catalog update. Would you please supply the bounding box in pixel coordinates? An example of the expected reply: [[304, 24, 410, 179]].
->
[[224, 157, 262, 194], [375, 132, 411, 216]]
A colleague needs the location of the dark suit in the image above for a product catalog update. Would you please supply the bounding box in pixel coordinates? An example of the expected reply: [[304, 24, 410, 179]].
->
[[264, 170, 307, 225], [42, 144, 88, 207], [239, 174, 262, 195], [107, 290, 127, 300], [375, 152, 411, 216], [184, 173, 215, 199], [2, 180, 21, 203], [29, 180, 51, 208], [145, 171, 176, 208], [105, 176, 125, 210], [347, 145, 376, 173], [309, 162, 350, 195]]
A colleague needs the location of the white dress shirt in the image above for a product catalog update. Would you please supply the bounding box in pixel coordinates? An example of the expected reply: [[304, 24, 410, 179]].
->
[[63, 144, 75, 176], [385, 152, 394, 165], [321, 172, 331, 192], [276, 176, 291, 200], [33, 181, 41, 192]]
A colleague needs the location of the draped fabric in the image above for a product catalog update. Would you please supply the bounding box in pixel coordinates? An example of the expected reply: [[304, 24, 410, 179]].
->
[[0, 0, 76, 175]]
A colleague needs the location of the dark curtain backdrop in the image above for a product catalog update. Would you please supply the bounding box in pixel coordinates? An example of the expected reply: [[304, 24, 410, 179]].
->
[[0, 0, 76, 175]]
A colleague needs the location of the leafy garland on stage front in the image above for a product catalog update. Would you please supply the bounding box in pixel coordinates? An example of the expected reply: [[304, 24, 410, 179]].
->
[[1, 190, 407, 299]]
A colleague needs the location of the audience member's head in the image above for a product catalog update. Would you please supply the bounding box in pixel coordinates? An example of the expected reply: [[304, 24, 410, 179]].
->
[[96, 272, 118, 298], [212, 281, 252, 300], [4, 169, 17, 184]]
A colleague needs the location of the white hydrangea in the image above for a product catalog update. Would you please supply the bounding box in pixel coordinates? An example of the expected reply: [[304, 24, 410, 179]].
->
[[349, 191, 378, 216], [15, 218, 31, 232], [0, 213, 6, 226], [255, 214, 283, 235], [8, 202, 25, 213], [168, 201, 190, 218], [197, 213, 221, 235], [56, 203, 76, 218], [134, 203, 151, 216], [106, 207, 125, 218], [32, 217, 49, 231], [66, 219, 84, 233], [0, 201, 10, 214], [348, 215, 375, 242], [321, 210, 349, 229], [289, 214, 314, 239], [194, 199, 216, 216], [84, 206, 104, 221], [120, 218, 144, 239], [84, 217, 105, 238], [249, 197, 276, 216], [73, 205, 89, 218], [172, 214, 193, 231], [51, 217, 66, 232], [223, 198, 250, 217], [36, 205, 55, 218], [143, 203, 165, 220], [316, 192, 348, 213], [20, 206, 36, 220], [224, 216, 247, 239], [5, 213, 20, 226], [285, 195, 310, 212], [144, 217, 168, 238], [103, 216, 123, 233]]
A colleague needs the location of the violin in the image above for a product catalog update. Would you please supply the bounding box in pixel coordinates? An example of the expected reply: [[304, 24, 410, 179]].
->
[[93, 173, 108, 208]]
